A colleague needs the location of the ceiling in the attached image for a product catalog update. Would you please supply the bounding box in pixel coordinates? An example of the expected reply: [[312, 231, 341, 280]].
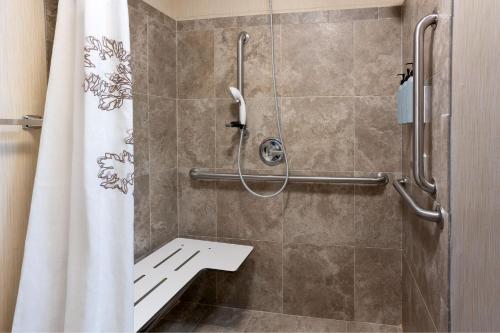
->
[[143, 0, 404, 21]]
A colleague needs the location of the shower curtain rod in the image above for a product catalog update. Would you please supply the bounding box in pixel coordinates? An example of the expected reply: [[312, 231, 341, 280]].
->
[[190, 168, 389, 186], [0, 115, 43, 129]]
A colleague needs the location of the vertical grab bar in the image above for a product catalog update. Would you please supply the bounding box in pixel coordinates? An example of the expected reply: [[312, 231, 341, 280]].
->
[[237, 32, 250, 98], [413, 13, 438, 194]]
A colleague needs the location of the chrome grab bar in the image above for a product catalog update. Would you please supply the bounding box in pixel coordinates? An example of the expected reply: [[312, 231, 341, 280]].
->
[[0, 115, 43, 129], [237, 32, 250, 98], [190, 168, 389, 186], [413, 13, 438, 193], [393, 178, 442, 223]]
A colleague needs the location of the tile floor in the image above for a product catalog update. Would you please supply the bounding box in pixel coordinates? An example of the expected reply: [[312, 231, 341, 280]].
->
[[152, 302, 402, 332]]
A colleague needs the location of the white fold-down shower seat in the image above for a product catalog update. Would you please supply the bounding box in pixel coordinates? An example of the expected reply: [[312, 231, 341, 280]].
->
[[134, 238, 253, 332]]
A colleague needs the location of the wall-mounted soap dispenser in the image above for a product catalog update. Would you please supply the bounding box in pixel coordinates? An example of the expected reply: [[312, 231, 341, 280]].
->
[[397, 71, 431, 124]]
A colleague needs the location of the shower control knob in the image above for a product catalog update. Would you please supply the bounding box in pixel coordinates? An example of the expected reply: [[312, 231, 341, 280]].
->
[[259, 138, 284, 166]]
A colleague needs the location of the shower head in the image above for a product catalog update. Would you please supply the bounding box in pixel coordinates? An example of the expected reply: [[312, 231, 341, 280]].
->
[[227, 86, 246, 127], [228, 86, 243, 103]]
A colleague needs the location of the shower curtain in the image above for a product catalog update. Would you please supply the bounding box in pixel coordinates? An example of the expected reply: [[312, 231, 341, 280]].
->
[[13, 0, 133, 331]]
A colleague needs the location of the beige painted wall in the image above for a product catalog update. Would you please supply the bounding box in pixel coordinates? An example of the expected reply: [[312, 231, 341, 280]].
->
[[0, 1, 47, 331], [144, 0, 403, 20], [450, 0, 500, 331]]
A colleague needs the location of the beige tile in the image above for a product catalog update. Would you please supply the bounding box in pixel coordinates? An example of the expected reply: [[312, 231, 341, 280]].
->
[[402, 257, 437, 332], [402, 0, 416, 66], [282, 23, 354, 97], [46, 41, 53, 77], [164, 15, 177, 33], [129, 7, 148, 95], [132, 56, 149, 96], [149, 97, 177, 172], [279, 11, 329, 25], [177, 20, 196, 32], [135, 19, 154, 59], [176, 236, 218, 306], [328, 8, 379, 23], [284, 176, 354, 246], [416, 0, 452, 19], [354, 248, 402, 325], [153, 320, 197, 332], [131, 0, 168, 26], [150, 168, 178, 249], [354, 173, 402, 249], [354, 18, 401, 96], [431, 16, 451, 77], [430, 69, 450, 211], [134, 174, 150, 260], [178, 168, 217, 237], [354, 97, 401, 173], [212, 16, 240, 29], [216, 239, 283, 313], [155, 302, 213, 332], [283, 243, 354, 320], [347, 321, 401, 332], [415, 0, 440, 81], [214, 25, 281, 98], [245, 311, 347, 332], [181, 271, 217, 305], [177, 19, 215, 32], [178, 99, 216, 168], [133, 93, 149, 177], [178, 30, 215, 98], [193, 306, 255, 332], [237, 15, 273, 27], [217, 181, 283, 242], [401, 125, 413, 180], [282, 97, 355, 172], [404, 186, 449, 332], [44, 0, 58, 42], [378, 6, 402, 19], [148, 20, 177, 98], [215, 98, 282, 171]]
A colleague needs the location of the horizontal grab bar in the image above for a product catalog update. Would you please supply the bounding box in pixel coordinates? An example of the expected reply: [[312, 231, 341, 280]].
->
[[0, 115, 43, 129], [393, 178, 442, 223], [189, 168, 389, 186]]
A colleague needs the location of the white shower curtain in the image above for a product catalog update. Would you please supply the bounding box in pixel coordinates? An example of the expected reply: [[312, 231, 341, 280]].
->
[[13, 0, 134, 331]]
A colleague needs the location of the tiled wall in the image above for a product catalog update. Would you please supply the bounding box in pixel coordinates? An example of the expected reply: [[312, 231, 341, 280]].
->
[[401, 0, 452, 332], [127, 0, 179, 260], [44, 1, 407, 327], [176, 7, 404, 326], [44, 0, 57, 76]]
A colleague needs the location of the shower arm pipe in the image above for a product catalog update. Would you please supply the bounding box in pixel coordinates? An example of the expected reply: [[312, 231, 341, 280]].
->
[[237, 32, 250, 97], [393, 178, 443, 223], [190, 168, 389, 186], [413, 13, 438, 194]]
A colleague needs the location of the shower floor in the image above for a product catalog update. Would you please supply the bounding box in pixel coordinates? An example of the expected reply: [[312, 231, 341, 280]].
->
[[152, 302, 402, 332]]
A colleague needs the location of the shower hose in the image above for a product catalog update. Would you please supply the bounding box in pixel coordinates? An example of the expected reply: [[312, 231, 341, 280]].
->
[[236, 0, 290, 198]]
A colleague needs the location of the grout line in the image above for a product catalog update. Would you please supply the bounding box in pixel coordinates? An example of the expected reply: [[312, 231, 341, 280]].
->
[[200, 235, 403, 251], [175, 12, 180, 240], [174, 95, 397, 101], [145, 13, 152, 254], [403, 255, 438, 332], [176, 301, 402, 331], [213, 24, 219, 303]]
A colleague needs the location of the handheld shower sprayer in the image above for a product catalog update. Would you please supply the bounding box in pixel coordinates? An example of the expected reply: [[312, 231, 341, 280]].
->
[[227, 87, 247, 129], [231, 0, 289, 198]]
